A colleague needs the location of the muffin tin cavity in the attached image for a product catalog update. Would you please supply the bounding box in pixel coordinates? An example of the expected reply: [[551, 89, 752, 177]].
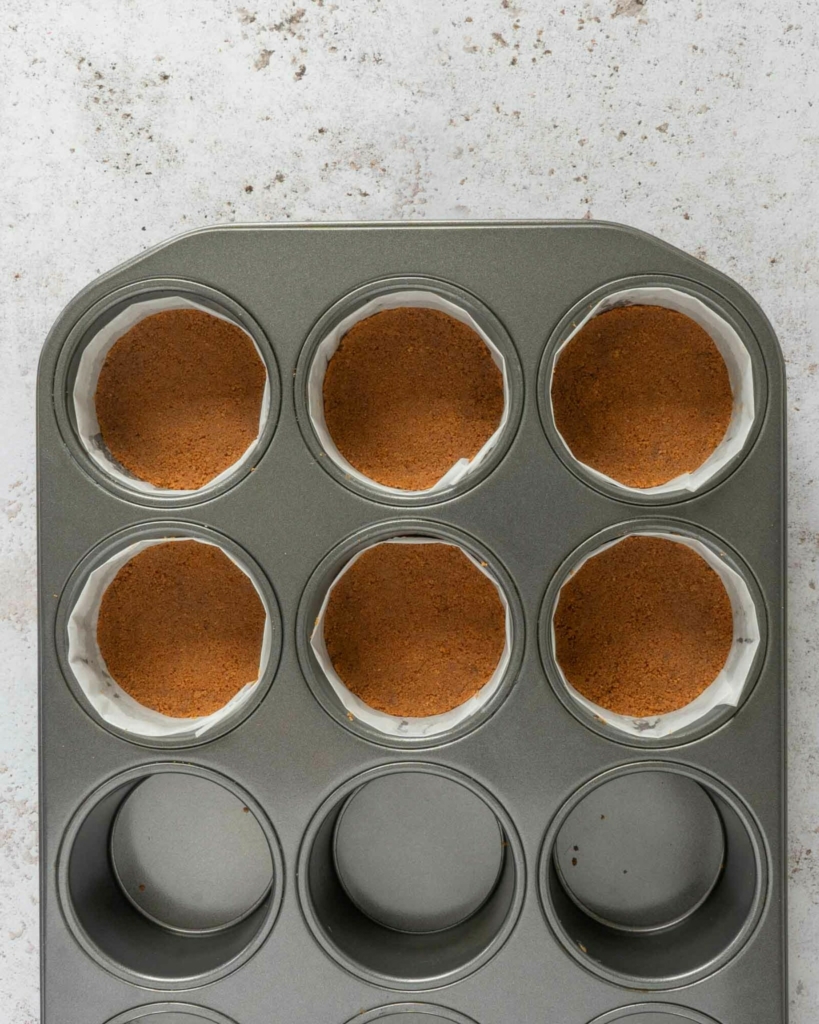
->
[[541, 521, 764, 747], [76, 296, 268, 493], [59, 522, 281, 746], [109, 774, 273, 934], [55, 280, 281, 507], [539, 277, 764, 504], [296, 276, 524, 505], [58, 764, 284, 988], [298, 521, 523, 748], [298, 763, 524, 990], [554, 773, 725, 932], [333, 773, 504, 933], [540, 763, 767, 989]]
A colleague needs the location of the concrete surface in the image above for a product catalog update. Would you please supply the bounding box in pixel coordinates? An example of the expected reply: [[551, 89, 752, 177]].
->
[[1, 0, 817, 1020]]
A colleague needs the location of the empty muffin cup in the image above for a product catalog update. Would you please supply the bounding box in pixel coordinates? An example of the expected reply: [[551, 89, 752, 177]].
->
[[298, 763, 524, 989], [546, 528, 760, 741], [307, 289, 510, 496], [58, 764, 283, 988], [66, 533, 273, 741], [548, 286, 755, 496], [540, 763, 766, 988], [310, 537, 512, 740], [73, 295, 271, 495]]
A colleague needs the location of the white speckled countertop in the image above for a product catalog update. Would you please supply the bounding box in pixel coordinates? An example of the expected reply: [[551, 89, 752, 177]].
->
[[1, 1, 817, 1021]]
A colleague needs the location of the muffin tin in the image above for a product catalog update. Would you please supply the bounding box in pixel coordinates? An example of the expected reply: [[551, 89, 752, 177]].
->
[[38, 222, 786, 1024]]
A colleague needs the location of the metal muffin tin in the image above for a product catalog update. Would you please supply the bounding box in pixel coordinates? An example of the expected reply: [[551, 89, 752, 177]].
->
[[37, 222, 786, 1024]]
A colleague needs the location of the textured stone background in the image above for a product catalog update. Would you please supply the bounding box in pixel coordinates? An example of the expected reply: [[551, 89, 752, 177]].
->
[[1, 0, 817, 1020]]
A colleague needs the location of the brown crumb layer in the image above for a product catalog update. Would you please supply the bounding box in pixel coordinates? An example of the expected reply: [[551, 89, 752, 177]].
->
[[322, 307, 504, 490], [554, 535, 733, 717], [551, 305, 733, 488], [95, 308, 266, 490], [323, 542, 506, 718], [97, 540, 265, 718]]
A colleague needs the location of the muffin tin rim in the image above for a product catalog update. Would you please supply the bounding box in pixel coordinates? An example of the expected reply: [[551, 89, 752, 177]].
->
[[346, 1005, 480, 1023], [537, 272, 770, 507], [104, 1003, 239, 1024], [51, 276, 282, 509], [56, 761, 285, 991], [54, 520, 283, 750], [538, 517, 769, 749], [538, 759, 769, 991], [587, 1004, 722, 1024], [295, 517, 526, 750], [296, 760, 527, 991], [293, 274, 525, 507]]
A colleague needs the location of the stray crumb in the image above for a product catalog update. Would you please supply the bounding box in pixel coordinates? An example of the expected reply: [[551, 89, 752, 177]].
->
[[612, 0, 646, 17], [255, 49, 273, 70]]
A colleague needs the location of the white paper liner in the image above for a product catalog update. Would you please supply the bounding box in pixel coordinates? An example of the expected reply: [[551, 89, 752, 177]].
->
[[551, 532, 760, 738], [310, 538, 513, 737], [550, 287, 755, 495], [67, 537, 272, 739], [307, 291, 510, 496], [74, 296, 271, 495]]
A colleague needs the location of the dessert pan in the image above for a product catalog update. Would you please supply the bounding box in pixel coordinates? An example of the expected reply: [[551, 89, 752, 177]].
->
[[37, 222, 786, 1024]]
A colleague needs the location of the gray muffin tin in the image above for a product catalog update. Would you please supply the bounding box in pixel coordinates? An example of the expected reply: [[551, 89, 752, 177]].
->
[[37, 222, 787, 1024]]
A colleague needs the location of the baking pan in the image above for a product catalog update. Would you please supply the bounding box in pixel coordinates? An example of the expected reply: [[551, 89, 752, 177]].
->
[[37, 222, 786, 1023]]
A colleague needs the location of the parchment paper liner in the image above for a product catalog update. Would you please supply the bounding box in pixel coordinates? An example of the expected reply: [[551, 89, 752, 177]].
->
[[308, 290, 510, 496], [74, 296, 270, 495], [311, 537, 512, 737], [550, 286, 755, 495], [550, 531, 760, 738], [67, 537, 272, 739]]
